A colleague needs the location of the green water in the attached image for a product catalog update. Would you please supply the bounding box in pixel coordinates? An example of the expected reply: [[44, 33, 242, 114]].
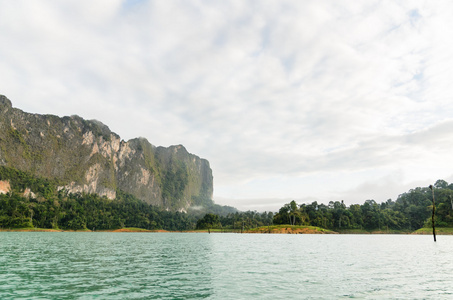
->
[[1, 233, 453, 299]]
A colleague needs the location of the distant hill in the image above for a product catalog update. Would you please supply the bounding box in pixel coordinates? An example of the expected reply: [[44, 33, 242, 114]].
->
[[0, 94, 213, 211]]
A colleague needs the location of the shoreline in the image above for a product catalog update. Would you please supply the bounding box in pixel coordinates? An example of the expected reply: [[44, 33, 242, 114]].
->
[[1, 226, 451, 235]]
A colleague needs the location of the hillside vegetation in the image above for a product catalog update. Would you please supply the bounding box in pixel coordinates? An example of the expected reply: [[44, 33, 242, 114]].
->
[[0, 94, 212, 211], [0, 166, 234, 230]]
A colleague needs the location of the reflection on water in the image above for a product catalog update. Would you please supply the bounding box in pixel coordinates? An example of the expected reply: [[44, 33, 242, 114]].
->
[[1, 233, 453, 299]]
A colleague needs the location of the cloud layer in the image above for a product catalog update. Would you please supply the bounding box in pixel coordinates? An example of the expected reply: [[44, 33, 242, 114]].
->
[[1, 0, 453, 211]]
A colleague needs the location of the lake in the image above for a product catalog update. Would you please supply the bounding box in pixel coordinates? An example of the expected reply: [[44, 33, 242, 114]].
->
[[1, 232, 453, 299]]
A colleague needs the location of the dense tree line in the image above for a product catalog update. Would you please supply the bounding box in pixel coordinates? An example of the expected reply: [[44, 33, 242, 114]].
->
[[273, 179, 453, 231], [218, 211, 274, 230], [196, 213, 221, 229], [195, 210, 275, 230], [0, 166, 251, 231], [2, 166, 453, 232], [0, 189, 196, 231], [0, 166, 197, 230]]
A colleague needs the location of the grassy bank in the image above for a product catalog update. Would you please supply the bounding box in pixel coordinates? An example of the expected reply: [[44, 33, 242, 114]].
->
[[0, 226, 335, 234], [413, 227, 453, 235], [0, 227, 158, 232], [337, 228, 412, 234], [245, 225, 337, 234], [0, 227, 63, 232], [191, 225, 337, 234], [91, 227, 170, 233], [4, 226, 453, 235]]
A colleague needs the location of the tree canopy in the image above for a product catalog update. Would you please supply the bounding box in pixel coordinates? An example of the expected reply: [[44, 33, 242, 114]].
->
[[272, 180, 453, 231], [2, 165, 453, 232]]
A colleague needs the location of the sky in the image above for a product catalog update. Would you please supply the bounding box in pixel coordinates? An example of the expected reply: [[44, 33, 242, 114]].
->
[[1, 0, 453, 212]]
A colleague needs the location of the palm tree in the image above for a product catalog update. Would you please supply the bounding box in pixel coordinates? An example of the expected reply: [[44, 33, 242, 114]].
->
[[289, 200, 297, 226]]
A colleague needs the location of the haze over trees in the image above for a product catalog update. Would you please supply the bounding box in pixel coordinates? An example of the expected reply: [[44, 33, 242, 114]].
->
[[1, 164, 452, 232], [0, 166, 229, 231]]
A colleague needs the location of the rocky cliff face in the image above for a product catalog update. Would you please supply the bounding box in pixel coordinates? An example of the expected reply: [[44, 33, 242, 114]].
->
[[0, 95, 213, 210]]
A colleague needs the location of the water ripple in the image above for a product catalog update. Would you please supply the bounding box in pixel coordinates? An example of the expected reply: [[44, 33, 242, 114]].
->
[[2, 233, 453, 299]]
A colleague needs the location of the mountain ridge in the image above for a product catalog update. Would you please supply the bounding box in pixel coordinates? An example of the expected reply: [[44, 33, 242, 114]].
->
[[0, 94, 213, 210]]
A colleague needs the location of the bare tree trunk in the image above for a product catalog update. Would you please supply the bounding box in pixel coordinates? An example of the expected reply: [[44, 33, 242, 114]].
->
[[429, 185, 436, 242]]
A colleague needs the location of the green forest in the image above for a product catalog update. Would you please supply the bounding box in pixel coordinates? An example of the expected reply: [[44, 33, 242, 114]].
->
[[0, 166, 219, 231], [272, 180, 453, 232], [1, 165, 452, 232]]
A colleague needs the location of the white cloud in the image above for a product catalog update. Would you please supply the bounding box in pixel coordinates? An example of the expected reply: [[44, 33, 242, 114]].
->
[[1, 0, 453, 211]]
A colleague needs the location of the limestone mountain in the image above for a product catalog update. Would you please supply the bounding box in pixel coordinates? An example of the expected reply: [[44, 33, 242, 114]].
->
[[0, 94, 213, 210]]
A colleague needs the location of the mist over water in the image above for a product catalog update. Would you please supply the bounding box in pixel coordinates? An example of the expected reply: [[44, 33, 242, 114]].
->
[[1, 232, 453, 299]]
